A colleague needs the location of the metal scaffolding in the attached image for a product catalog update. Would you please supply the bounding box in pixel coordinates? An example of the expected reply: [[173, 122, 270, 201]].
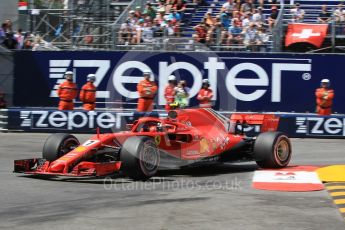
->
[[25, 0, 130, 50]]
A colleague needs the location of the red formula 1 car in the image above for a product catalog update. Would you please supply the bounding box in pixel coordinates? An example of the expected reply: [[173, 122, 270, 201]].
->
[[14, 108, 292, 180]]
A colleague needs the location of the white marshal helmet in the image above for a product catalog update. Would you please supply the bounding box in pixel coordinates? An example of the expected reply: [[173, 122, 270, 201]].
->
[[202, 79, 210, 84], [168, 75, 176, 81], [321, 78, 330, 86], [65, 71, 73, 79], [87, 74, 96, 82], [143, 69, 151, 75]]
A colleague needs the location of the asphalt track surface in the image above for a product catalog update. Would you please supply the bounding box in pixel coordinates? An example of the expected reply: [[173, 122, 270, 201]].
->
[[0, 133, 345, 230]]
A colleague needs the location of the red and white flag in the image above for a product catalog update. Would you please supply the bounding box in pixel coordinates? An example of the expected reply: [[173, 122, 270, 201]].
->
[[285, 23, 328, 48], [18, 1, 28, 11]]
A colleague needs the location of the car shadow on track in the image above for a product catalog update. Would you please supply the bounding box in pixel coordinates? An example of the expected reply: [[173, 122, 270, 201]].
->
[[16, 163, 258, 184], [157, 162, 258, 177]]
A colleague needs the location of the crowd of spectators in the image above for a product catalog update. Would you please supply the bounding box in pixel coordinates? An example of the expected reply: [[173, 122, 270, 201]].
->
[[192, 0, 277, 50], [118, 0, 188, 45], [0, 18, 48, 51]]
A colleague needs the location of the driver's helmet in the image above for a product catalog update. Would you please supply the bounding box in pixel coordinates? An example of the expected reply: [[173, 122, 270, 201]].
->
[[156, 122, 163, 132]]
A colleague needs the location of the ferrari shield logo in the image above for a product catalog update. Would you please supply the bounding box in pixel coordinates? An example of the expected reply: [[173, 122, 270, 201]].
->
[[154, 135, 161, 145]]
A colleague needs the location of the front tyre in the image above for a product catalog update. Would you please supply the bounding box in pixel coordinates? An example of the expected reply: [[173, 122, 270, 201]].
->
[[254, 132, 291, 169], [42, 133, 80, 161], [120, 136, 160, 181]]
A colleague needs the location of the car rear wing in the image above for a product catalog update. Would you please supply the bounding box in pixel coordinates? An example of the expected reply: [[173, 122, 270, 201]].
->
[[229, 114, 280, 133]]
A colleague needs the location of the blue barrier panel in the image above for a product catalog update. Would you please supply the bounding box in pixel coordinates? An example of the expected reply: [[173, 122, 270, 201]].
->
[[13, 51, 345, 114], [6, 108, 345, 138]]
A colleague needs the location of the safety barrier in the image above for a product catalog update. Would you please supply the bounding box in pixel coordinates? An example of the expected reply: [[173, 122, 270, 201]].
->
[[13, 51, 345, 114], [4, 108, 345, 139]]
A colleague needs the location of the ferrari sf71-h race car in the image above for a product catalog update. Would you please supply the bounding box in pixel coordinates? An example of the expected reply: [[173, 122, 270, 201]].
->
[[14, 108, 292, 180]]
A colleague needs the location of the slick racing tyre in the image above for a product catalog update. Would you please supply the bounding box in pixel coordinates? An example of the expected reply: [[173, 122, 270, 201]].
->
[[254, 132, 291, 169], [42, 133, 80, 161], [120, 136, 160, 181]]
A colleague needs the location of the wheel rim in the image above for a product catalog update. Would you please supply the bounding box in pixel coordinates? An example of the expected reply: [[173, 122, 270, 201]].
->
[[275, 139, 290, 162], [59, 138, 79, 157], [140, 142, 159, 173]]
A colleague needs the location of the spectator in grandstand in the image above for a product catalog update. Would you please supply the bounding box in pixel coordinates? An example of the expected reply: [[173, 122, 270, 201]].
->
[[257, 26, 269, 51], [164, 75, 177, 111], [134, 6, 142, 18], [240, 0, 254, 14], [137, 70, 157, 112], [57, 71, 78, 111], [144, 2, 157, 20], [290, 3, 305, 23], [252, 7, 265, 27], [222, 0, 236, 13], [197, 79, 213, 108], [242, 12, 252, 28], [23, 35, 34, 50], [156, 8, 166, 24], [232, 10, 243, 24], [220, 12, 231, 30], [333, 3, 345, 34], [142, 21, 156, 43], [0, 24, 6, 44], [0, 91, 6, 109], [255, 0, 264, 7], [118, 19, 132, 45], [173, 0, 187, 20], [204, 12, 216, 27], [128, 10, 138, 25], [318, 5, 331, 24], [3, 19, 13, 33], [243, 22, 261, 50], [156, 1, 166, 15], [79, 74, 97, 111], [315, 79, 334, 116], [132, 19, 144, 44], [168, 9, 182, 22], [333, 3, 345, 22], [152, 18, 164, 37], [14, 29, 24, 49], [171, 80, 190, 109], [32, 36, 43, 51], [2, 32, 18, 50], [193, 22, 207, 43], [226, 18, 243, 45], [267, 5, 278, 31], [163, 18, 176, 37]]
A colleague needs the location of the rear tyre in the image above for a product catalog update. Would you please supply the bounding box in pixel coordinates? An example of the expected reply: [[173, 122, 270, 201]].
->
[[120, 136, 160, 181], [42, 133, 80, 161], [254, 132, 291, 169]]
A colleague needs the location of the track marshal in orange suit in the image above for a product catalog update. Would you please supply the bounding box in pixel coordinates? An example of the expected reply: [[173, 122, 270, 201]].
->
[[137, 70, 157, 112], [80, 74, 97, 111], [197, 79, 213, 108], [57, 71, 78, 110], [315, 79, 334, 116]]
